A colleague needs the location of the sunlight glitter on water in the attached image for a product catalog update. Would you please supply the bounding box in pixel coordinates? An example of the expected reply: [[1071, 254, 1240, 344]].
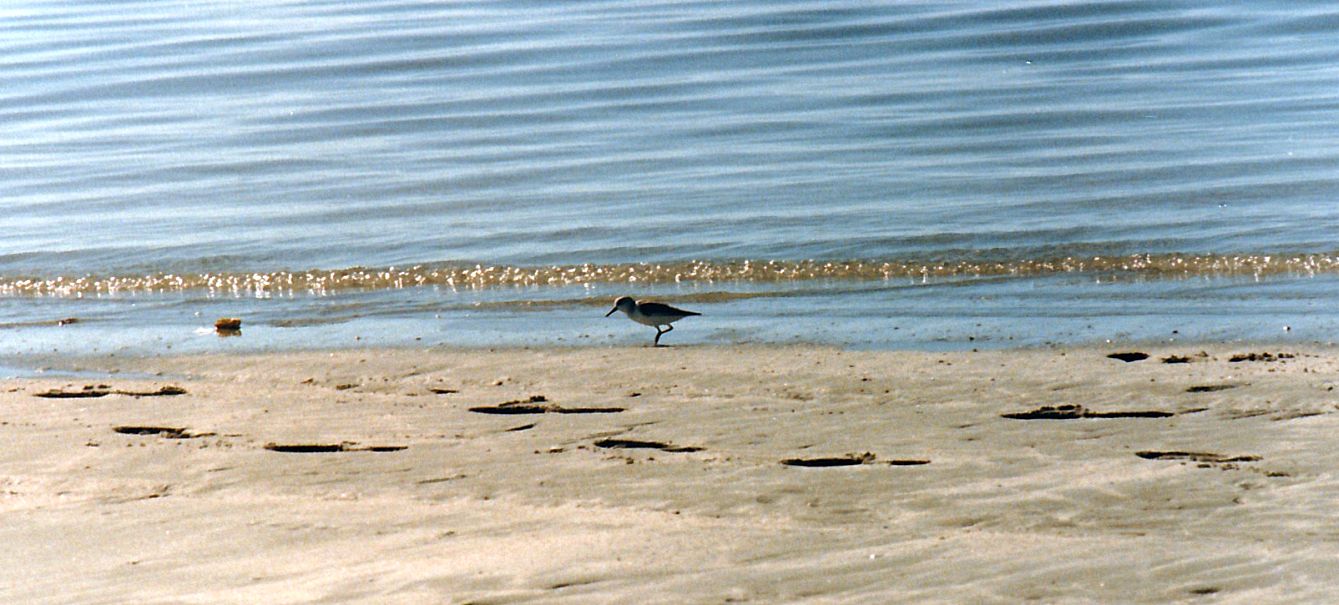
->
[[3, 254, 1338, 298]]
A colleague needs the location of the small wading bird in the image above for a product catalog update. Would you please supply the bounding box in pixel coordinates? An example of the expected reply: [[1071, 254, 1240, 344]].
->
[[605, 296, 701, 346]]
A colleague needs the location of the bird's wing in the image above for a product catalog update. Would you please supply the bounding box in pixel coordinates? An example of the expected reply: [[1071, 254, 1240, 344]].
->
[[639, 302, 701, 316]]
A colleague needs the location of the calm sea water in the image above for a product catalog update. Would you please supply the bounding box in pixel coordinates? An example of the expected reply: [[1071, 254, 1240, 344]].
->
[[4, 1, 1339, 364]]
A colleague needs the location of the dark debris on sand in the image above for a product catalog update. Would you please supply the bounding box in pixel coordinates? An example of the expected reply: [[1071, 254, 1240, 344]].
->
[[35, 386, 110, 398], [1135, 450, 1261, 464], [35, 385, 187, 399], [1161, 352, 1210, 364], [113, 425, 214, 439], [780, 452, 929, 468], [264, 442, 407, 453], [1228, 352, 1296, 363], [593, 438, 702, 453], [469, 395, 624, 415], [1002, 404, 1174, 420]]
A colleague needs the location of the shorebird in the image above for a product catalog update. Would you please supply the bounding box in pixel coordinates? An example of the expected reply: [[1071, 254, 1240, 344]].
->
[[604, 296, 700, 347]]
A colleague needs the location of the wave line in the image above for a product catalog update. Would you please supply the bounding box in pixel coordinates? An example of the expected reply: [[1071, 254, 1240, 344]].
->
[[2, 253, 1337, 298]]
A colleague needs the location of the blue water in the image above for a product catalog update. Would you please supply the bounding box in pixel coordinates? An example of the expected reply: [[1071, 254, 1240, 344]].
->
[[4, 1, 1339, 361]]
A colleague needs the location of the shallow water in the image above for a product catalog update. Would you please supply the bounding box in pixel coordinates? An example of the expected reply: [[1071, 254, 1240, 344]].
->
[[5, 273, 1338, 366], [4, 2, 1339, 360]]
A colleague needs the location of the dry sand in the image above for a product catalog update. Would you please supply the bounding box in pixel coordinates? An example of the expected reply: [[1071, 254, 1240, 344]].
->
[[3, 344, 1338, 603]]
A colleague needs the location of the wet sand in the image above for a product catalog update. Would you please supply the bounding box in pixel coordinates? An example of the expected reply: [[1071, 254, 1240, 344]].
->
[[3, 344, 1338, 603]]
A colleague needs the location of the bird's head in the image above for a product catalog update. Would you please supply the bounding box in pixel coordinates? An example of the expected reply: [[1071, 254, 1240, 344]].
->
[[605, 296, 636, 317]]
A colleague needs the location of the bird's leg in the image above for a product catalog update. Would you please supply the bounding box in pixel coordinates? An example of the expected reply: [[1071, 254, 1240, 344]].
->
[[653, 324, 672, 347]]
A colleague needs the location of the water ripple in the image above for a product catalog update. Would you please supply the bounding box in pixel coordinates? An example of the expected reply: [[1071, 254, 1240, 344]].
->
[[2, 1, 1338, 278]]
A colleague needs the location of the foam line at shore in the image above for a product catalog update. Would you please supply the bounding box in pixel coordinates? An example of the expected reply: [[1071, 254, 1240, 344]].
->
[[4, 253, 1339, 298]]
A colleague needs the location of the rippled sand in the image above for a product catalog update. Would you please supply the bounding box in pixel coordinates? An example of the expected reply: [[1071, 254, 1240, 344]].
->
[[3, 344, 1337, 603]]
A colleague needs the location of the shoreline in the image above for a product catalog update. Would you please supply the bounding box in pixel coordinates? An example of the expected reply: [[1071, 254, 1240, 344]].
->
[[4, 343, 1338, 602], [4, 270, 1339, 363], [8, 331, 1338, 378]]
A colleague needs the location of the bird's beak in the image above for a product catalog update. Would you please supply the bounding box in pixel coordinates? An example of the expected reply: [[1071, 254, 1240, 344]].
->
[[604, 307, 616, 317]]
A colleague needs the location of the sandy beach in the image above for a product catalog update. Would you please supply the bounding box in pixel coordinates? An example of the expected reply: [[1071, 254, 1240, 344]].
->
[[3, 344, 1338, 603]]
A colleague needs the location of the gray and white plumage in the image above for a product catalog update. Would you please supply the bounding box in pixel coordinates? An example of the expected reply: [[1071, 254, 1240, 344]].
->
[[604, 296, 700, 346]]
